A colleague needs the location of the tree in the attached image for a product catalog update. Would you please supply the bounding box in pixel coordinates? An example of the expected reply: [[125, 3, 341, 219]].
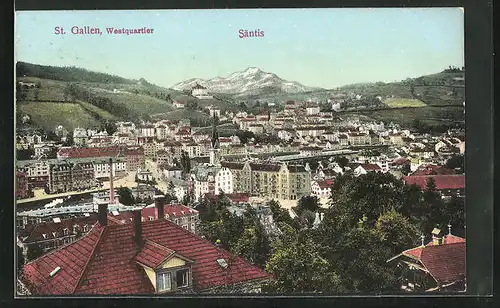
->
[[335, 156, 349, 169], [445, 154, 464, 173], [297, 195, 319, 213], [264, 227, 344, 293], [186, 100, 198, 110], [16, 149, 34, 160], [179, 151, 191, 179], [34, 89, 40, 101], [401, 163, 411, 176], [117, 186, 135, 206], [63, 134, 74, 146], [233, 206, 271, 267], [27, 245, 44, 262], [375, 209, 420, 256], [104, 121, 117, 136]]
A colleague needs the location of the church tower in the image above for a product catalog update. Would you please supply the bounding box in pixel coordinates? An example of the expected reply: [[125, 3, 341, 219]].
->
[[209, 116, 221, 166]]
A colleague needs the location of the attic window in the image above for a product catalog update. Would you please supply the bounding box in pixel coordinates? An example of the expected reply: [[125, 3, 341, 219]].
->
[[83, 225, 89, 232], [53, 217, 61, 223], [149, 216, 154, 221], [112, 210, 120, 216], [42, 233, 47, 239], [49, 267, 61, 277], [216, 258, 228, 269], [63, 228, 69, 236], [84, 213, 90, 217], [52, 232, 57, 238]]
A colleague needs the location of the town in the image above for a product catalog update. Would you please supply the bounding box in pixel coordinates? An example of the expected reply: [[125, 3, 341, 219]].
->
[[15, 74, 466, 295]]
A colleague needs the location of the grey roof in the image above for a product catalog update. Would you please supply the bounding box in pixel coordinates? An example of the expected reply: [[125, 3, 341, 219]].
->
[[191, 164, 225, 182]]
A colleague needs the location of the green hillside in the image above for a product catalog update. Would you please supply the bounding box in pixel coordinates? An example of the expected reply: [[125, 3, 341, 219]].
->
[[16, 62, 179, 131]]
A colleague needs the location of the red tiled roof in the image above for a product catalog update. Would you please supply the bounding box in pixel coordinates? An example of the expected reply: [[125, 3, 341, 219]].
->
[[23, 219, 271, 294], [23, 225, 105, 295], [21, 215, 99, 243], [317, 179, 334, 189], [360, 163, 382, 171], [134, 240, 175, 269], [57, 146, 143, 159], [421, 242, 466, 285], [391, 157, 411, 165], [411, 165, 456, 176], [403, 175, 465, 190]]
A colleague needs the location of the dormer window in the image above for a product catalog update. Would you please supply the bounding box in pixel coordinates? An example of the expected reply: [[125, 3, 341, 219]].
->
[[83, 225, 89, 232], [42, 233, 47, 239], [63, 228, 69, 236], [157, 272, 172, 292]]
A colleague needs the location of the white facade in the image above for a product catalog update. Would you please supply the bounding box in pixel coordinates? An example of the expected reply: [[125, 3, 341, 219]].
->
[[23, 161, 50, 178], [306, 106, 321, 115], [140, 126, 155, 138], [94, 160, 127, 178]]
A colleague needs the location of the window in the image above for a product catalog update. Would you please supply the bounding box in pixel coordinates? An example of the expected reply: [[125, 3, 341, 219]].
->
[[176, 269, 190, 288], [157, 272, 172, 292], [83, 225, 89, 232]]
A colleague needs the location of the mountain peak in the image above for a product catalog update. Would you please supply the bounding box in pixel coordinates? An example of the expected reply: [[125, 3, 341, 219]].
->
[[244, 67, 262, 74], [172, 67, 321, 95]]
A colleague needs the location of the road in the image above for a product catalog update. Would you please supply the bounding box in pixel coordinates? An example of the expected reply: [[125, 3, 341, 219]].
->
[[145, 159, 172, 194]]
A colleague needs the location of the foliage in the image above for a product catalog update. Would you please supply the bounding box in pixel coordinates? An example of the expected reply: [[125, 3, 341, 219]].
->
[[267, 200, 301, 230], [16, 149, 34, 161], [335, 156, 349, 169], [26, 245, 44, 262], [117, 186, 135, 206], [17, 61, 136, 84], [445, 154, 464, 173], [297, 195, 320, 213], [179, 151, 191, 178], [264, 227, 344, 293]]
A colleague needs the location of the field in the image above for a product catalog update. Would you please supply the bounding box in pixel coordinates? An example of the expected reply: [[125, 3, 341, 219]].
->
[[154, 109, 212, 125], [348, 106, 464, 129], [383, 98, 426, 108], [17, 102, 102, 131]]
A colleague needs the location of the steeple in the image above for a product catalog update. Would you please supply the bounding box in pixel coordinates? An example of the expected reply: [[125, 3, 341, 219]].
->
[[210, 115, 221, 166], [211, 115, 220, 150]]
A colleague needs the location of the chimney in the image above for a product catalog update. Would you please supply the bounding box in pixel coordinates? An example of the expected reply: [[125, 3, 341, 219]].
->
[[420, 235, 425, 247], [431, 228, 442, 245], [98, 201, 108, 226], [154, 195, 165, 220], [109, 158, 115, 204], [133, 210, 143, 247]]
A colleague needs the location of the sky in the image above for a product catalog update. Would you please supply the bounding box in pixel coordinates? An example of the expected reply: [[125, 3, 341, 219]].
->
[[15, 8, 464, 89]]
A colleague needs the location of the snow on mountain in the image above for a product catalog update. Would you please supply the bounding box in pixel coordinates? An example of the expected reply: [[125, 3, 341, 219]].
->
[[171, 67, 321, 95]]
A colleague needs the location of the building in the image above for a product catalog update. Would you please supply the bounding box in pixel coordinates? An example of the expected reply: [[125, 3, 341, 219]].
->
[[16, 171, 30, 200], [21, 202, 271, 295], [93, 157, 127, 179], [110, 196, 199, 234], [311, 179, 334, 199], [353, 163, 383, 176], [73, 128, 89, 146], [305, 102, 320, 115], [403, 175, 465, 198], [17, 214, 99, 263], [57, 146, 144, 172], [48, 160, 97, 194], [191, 83, 213, 99], [222, 161, 311, 200], [33, 143, 55, 158], [387, 227, 465, 292]]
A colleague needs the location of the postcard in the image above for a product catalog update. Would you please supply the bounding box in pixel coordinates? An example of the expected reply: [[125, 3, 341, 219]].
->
[[14, 8, 465, 296]]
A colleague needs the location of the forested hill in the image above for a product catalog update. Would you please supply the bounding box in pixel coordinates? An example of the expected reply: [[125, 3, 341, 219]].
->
[[16, 61, 137, 85]]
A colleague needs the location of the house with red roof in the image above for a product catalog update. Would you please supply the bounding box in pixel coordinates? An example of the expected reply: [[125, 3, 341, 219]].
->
[[311, 179, 334, 198], [411, 164, 456, 176], [387, 226, 466, 292], [403, 175, 465, 198], [353, 163, 383, 176], [20, 197, 272, 295]]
